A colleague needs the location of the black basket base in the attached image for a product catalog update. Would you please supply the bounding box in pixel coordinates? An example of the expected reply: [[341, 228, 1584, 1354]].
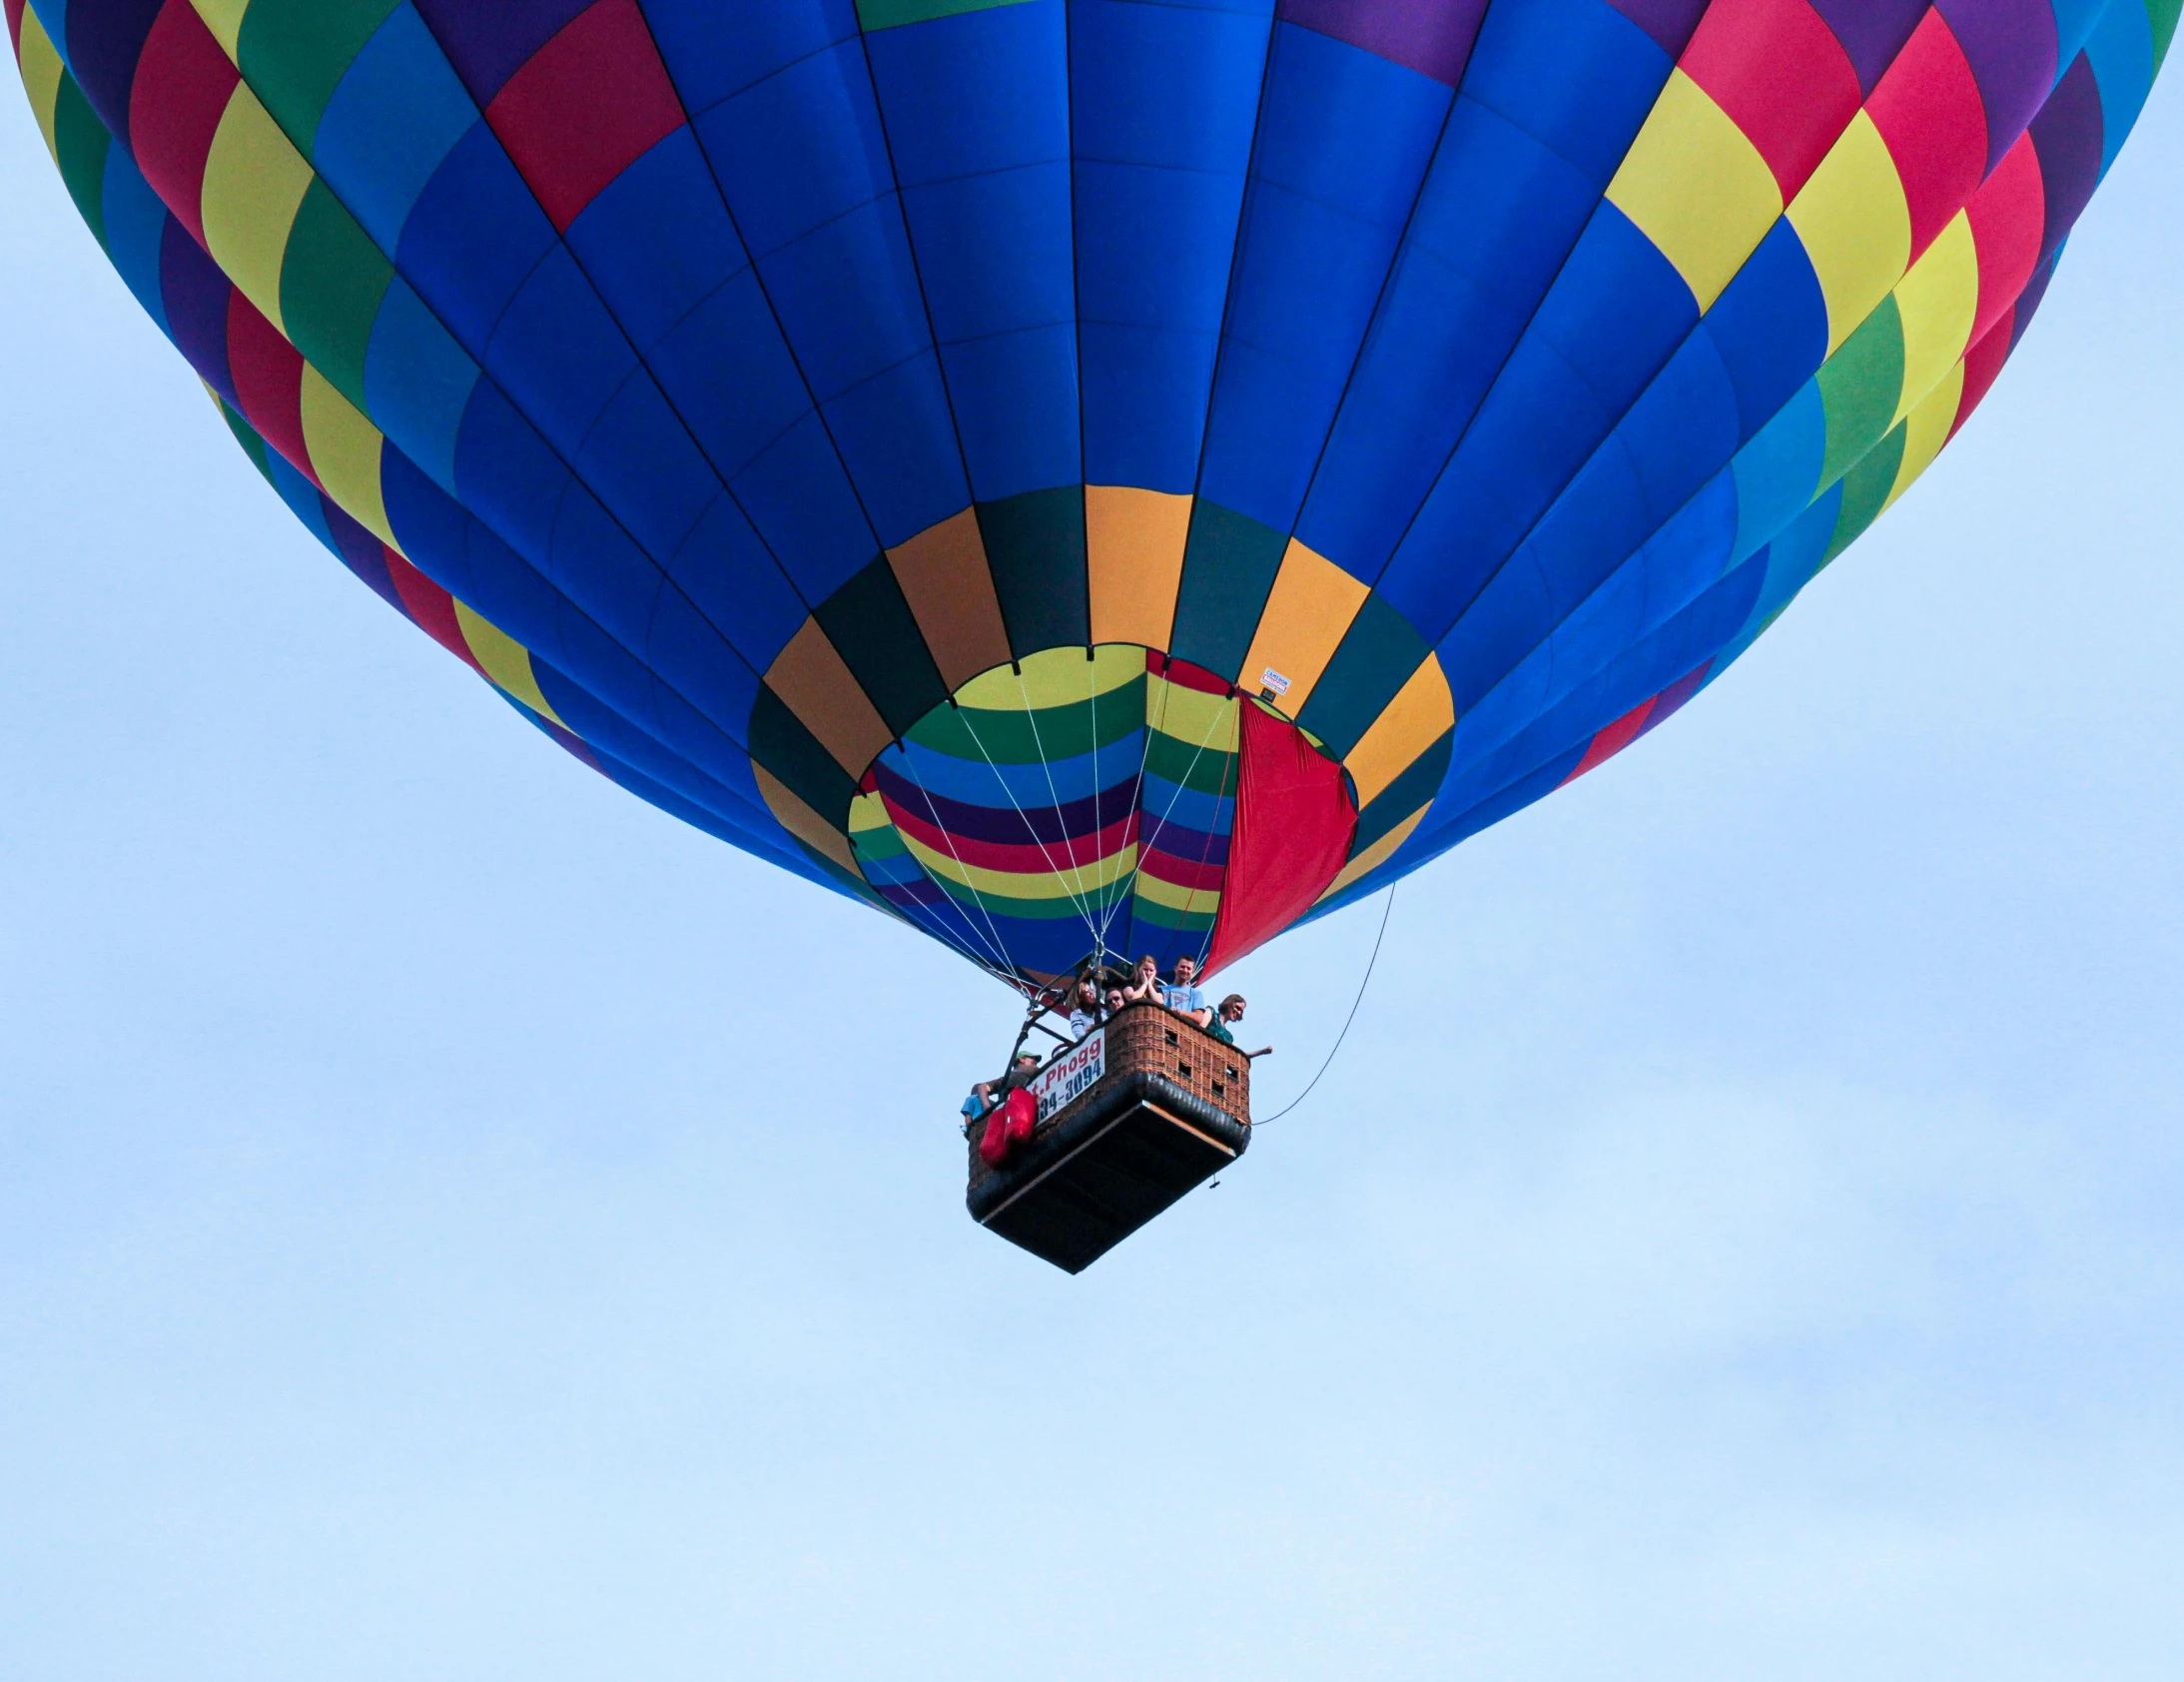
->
[[968, 1070, 1250, 1273]]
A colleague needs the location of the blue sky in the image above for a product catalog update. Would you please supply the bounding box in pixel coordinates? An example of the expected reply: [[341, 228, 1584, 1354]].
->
[[4, 65, 2183, 1682]]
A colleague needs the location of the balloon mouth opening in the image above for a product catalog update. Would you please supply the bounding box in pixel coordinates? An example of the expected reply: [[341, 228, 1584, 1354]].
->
[[834, 643, 1353, 987]]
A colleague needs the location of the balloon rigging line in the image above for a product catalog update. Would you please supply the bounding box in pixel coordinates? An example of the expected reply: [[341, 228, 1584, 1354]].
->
[[954, 702, 1111, 960], [1098, 667, 1233, 967], [1014, 663, 1109, 949], [895, 762, 1026, 983], [1253, 883, 1396, 1128]]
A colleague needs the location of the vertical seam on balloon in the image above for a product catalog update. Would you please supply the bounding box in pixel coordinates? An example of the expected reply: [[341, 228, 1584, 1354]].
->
[[1062, 0, 1090, 645], [957, 684, 1109, 955], [1181, 698, 1240, 973], [1174, 8, 1284, 551], [848, 12, 1002, 616]]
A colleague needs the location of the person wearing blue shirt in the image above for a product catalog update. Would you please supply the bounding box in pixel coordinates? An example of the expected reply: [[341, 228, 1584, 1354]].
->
[[1160, 954, 1212, 1030]]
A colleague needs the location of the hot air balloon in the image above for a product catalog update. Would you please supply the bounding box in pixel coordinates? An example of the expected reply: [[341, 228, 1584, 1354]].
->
[[10, 0, 2172, 1263]]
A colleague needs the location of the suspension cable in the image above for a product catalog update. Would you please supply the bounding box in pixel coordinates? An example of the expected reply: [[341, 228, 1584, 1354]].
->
[[1253, 884, 1396, 1128]]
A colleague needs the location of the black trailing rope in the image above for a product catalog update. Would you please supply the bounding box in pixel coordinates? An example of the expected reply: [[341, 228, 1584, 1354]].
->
[[1253, 884, 1396, 1128]]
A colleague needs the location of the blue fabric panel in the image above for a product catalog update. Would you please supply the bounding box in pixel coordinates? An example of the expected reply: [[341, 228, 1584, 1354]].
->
[[451, 382, 571, 560], [1195, 23, 1452, 532], [755, 200, 931, 402], [1613, 331, 1742, 523], [1071, 0, 1269, 490], [1459, 0, 1674, 191], [364, 278, 479, 491], [569, 374, 724, 559], [98, 143, 170, 334], [267, 453, 339, 549], [543, 486, 664, 652], [1699, 219, 1829, 440], [648, 269, 815, 480], [315, 5, 476, 251], [563, 128, 747, 354], [821, 351, 970, 546], [1296, 96, 1603, 581], [2052, 0, 2115, 73], [642, 0, 864, 114], [481, 246, 640, 455], [644, 580, 764, 730], [887, 735, 1142, 810], [1531, 205, 1700, 416], [2086, 0, 2155, 174], [1730, 379, 1825, 561], [395, 121, 557, 352], [870, 0, 1079, 499], [943, 326, 1082, 498], [688, 40, 894, 259], [160, 222, 235, 403], [409, 0, 588, 106], [668, 493, 813, 671], [726, 410, 881, 601]]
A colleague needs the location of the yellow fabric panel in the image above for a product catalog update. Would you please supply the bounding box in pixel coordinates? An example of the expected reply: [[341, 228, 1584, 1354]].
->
[[15, 7, 65, 164], [1885, 359, 1966, 510], [1318, 807, 1428, 903], [1344, 654, 1454, 809], [956, 640, 1142, 712], [1145, 670, 1239, 752], [764, 619, 893, 777], [1786, 112, 1912, 354], [1891, 212, 1978, 424], [188, 0, 252, 58], [1605, 69, 1784, 311], [885, 508, 1011, 692], [201, 89, 313, 334], [1086, 485, 1189, 650], [451, 600, 565, 726], [847, 789, 894, 836], [299, 367, 396, 543], [900, 830, 1136, 899], [756, 766, 859, 874], [1235, 540, 1370, 716], [1131, 867, 1221, 915]]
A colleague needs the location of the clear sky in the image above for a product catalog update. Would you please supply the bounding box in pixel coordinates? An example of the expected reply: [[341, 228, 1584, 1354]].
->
[[4, 60, 2182, 1682]]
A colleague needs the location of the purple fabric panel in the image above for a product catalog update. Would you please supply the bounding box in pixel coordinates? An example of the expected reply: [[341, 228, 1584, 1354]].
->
[[1276, 0, 1489, 87], [2028, 52, 2105, 266], [1934, 0, 2060, 170], [2008, 244, 2062, 347], [1634, 660, 1712, 739], [874, 760, 1146, 848], [63, 0, 164, 148], [1601, 0, 1710, 58], [321, 493, 408, 612], [410, 0, 595, 104], [159, 220, 237, 404], [1807, 0, 1931, 95]]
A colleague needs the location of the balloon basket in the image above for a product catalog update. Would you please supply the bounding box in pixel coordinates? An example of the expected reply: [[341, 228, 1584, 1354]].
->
[[966, 1004, 1252, 1273]]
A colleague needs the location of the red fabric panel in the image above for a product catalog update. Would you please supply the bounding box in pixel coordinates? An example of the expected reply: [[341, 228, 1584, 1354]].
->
[[1148, 649, 1234, 696], [129, 0, 238, 247], [1203, 701, 1357, 978], [1965, 133, 2045, 344], [226, 293, 311, 478], [1681, 0, 1861, 201], [1867, 11, 1989, 262], [383, 549, 486, 674], [484, 0, 686, 233]]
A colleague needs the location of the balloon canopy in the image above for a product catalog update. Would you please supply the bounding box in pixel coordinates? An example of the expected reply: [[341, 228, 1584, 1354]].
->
[[11, 0, 2171, 986]]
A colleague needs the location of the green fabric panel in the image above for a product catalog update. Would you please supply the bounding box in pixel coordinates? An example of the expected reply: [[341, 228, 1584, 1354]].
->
[[1350, 729, 1451, 856], [221, 400, 278, 485], [1295, 593, 1431, 758], [945, 880, 1133, 923], [2149, 0, 2180, 66], [802, 840, 891, 907], [1123, 897, 1219, 934], [52, 75, 111, 253], [857, 0, 1036, 30], [1817, 297, 1904, 488], [814, 555, 948, 738], [905, 677, 1145, 763], [850, 824, 913, 865], [280, 179, 393, 413], [749, 687, 857, 831], [1823, 421, 1907, 563], [1168, 500, 1286, 681], [238, 0, 402, 156], [1142, 727, 1237, 798], [977, 487, 1089, 659]]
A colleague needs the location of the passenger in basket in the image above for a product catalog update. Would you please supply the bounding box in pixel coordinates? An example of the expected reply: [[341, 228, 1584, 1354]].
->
[[1208, 994, 1272, 1059], [1160, 954, 1213, 1030], [1117, 954, 1163, 1008], [971, 1051, 1043, 1123], [1067, 970, 1106, 1040]]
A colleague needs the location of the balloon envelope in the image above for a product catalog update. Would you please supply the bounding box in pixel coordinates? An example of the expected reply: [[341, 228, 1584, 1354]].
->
[[11, 0, 2170, 984]]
